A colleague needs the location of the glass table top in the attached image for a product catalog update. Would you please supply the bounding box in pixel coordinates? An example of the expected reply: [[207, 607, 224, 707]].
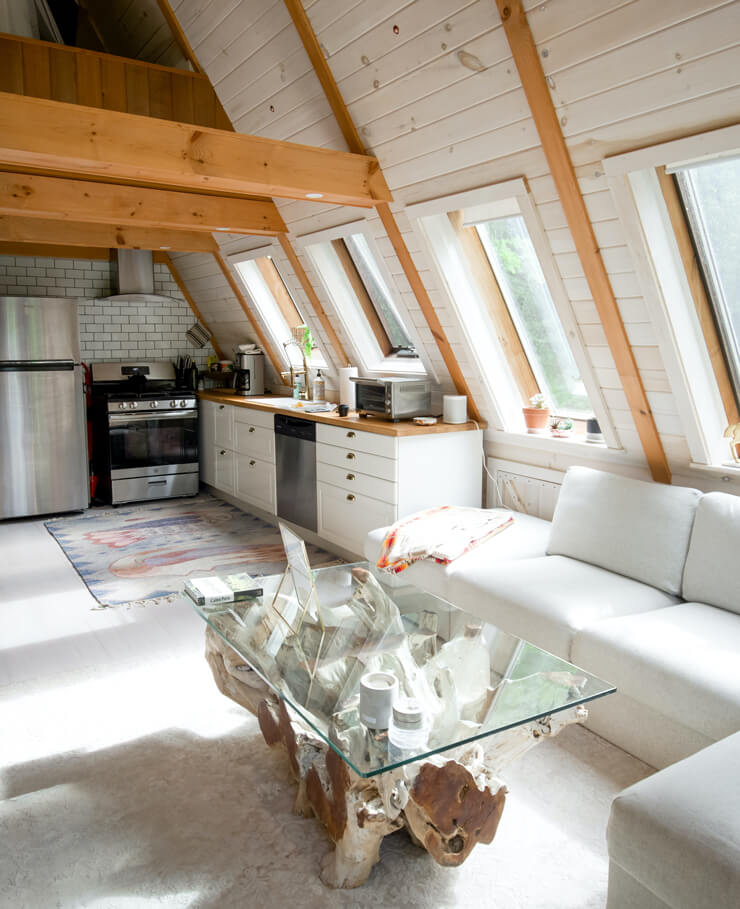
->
[[190, 562, 615, 778]]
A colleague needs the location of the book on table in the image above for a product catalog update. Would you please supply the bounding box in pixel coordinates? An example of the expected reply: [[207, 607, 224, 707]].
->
[[184, 572, 263, 608]]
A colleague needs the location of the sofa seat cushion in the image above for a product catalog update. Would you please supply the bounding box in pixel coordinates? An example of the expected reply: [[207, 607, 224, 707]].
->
[[608, 730, 740, 909], [364, 511, 551, 600], [682, 491, 740, 614], [445, 555, 679, 659], [547, 467, 701, 595], [572, 602, 740, 742]]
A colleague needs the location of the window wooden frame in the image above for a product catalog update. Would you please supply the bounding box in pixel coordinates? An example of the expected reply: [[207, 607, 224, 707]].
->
[[447, 210, 540, 405], [656, 166, 740, 427], [330, 237, 393, 357], [255, 256, 304, 333]]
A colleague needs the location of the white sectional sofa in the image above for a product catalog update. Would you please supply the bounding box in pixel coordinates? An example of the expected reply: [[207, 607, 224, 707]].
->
[[365, 466, 740, 909]]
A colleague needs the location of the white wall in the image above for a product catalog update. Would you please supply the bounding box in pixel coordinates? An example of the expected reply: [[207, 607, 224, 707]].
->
[[0, 255, 215, 367]]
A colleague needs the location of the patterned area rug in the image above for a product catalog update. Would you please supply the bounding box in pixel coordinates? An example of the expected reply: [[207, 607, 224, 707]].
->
[[45, 494, 340, 607]]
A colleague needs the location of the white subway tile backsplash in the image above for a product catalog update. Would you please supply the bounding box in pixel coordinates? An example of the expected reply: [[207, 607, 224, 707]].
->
[[1, 255, 214, 367]]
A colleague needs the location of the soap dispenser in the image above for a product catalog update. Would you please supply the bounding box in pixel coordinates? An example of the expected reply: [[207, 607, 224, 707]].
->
[[312, 369, 326, 401]]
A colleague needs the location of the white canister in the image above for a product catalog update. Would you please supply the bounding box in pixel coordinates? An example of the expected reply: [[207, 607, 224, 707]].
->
[[339, 366, 358, 408], [442, 394, 468, 424], [359, 671, 398, 730]]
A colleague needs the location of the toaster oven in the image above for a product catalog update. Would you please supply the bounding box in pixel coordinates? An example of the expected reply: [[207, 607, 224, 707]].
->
[[350, 376, 432, 421]]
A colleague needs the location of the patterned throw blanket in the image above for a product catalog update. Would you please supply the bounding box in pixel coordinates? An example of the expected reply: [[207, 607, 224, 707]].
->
[[376, 505, 514, 575]]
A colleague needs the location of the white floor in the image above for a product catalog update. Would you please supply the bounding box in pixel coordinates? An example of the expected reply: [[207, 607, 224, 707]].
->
[[0, 515, 654, 909]]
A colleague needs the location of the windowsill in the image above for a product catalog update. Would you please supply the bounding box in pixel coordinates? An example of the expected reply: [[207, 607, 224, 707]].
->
[[685, 461, 740, 479], [488, 428, 629, 459]]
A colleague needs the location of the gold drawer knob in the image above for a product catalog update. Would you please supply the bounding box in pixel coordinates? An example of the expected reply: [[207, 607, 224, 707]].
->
[[249, 426, 255, 433], [249, 460, 256, 466], [347, 431, 356, 438], [346, 494, 355, 502], [346, 473, 355, 481], [219, 449, 226, 455], [346, 452, 355, 460], [219, 405, 225, 410]]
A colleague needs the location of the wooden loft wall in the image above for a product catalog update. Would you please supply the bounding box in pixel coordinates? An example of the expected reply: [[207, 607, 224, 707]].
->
[[0, 32, 231, 129]]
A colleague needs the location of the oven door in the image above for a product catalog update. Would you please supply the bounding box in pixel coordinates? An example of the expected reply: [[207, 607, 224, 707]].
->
[[108, 409, 198, 478]]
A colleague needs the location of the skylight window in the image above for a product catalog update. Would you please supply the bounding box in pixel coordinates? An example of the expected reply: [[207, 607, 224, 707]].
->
[[674, 157, 740, 405], [476, 216, 591, 416], [234, 256, 326, 369]]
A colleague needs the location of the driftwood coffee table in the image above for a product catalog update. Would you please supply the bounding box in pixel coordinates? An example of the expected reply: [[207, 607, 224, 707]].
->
[[192, 563, 614, 888]]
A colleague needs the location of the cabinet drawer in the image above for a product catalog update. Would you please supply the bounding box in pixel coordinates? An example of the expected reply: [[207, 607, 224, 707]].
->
[[214, 446, 235, 494], [236, 454, 276, 515], [233, 406, 274, 429], [317, 461, 397, 505], [213, 403, 234, 448], [235, 421, 275, 462], [317, 423, 397, 458], [317, 481, 395, 556], [317, 442, 396, 482]]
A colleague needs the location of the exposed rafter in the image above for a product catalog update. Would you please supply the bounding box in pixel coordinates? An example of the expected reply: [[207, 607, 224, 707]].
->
[[0, 92, 392, 208], [495, 0, 670, 483], [282, 0, 482, 422], [0, 214, 219, 252], [0, 171, 286, 235]]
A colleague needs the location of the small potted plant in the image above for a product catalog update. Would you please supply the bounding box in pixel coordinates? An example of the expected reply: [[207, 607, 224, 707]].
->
[[551, 417, 574, 438], [523, 393, 551, 433]]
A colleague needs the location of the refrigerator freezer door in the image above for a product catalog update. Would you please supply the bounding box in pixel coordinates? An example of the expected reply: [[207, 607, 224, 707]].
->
[[0, 363, 89, 518], [0, 297, 81, 362]]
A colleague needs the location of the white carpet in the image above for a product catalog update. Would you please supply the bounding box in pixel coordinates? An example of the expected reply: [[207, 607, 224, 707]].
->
[[0, 646, 653, 909]]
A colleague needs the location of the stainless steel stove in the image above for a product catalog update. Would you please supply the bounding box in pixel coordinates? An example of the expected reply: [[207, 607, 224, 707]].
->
[[91, 361, 199, 504]]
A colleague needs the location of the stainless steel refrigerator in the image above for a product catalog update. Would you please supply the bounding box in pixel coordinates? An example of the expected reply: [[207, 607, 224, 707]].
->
[[0, 297, 88, 519]]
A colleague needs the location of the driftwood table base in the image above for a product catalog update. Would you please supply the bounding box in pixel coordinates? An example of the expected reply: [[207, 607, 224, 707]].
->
[[205, 626, 587, 888]]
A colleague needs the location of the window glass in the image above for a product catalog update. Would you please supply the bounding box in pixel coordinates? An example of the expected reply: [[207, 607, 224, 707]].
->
[[344, 234, 416, 356], [476, 216, 590, 416], [676, 158, 740, 401], [234, 257, 326, 368]]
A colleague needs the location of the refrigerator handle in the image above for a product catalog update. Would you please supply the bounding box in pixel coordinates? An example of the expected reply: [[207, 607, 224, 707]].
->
[[0, 360, 76, 372]]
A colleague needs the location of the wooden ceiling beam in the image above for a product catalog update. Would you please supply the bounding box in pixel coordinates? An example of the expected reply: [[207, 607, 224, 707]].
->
[[0, 92, 392, 207], [0, 214, 219, 252], [282, 0, 482, 422], [0, 170, 286, 235], [0, 240, 112, 259], [495, 0, 671, 483]]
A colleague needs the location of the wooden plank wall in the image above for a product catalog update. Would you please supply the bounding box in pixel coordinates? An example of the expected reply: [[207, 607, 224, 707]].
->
[[0, 33, 231, 129], [169, 0, 740, 476]]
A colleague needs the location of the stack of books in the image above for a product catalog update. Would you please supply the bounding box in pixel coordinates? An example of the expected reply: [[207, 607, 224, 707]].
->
[[184, 572, 263, 609]]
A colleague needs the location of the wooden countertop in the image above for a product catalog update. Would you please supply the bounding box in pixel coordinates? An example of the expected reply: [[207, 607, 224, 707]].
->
[[198, 390, 484, 436]]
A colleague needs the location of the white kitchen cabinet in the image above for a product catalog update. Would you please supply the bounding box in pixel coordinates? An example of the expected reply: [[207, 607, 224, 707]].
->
[[213, 402, 234, 448], [199, 399, 216, 487], [317, 481, 396, 554], [200, 398, 483, 557], [214, 446, 235, 495], [236, 453, 276, 514], [315, 423, 482, 556]]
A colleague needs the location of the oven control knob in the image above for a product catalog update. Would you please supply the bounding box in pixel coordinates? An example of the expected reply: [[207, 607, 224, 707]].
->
[[131, 401, 138, 409], [119, 402, 127, 410], [179, 400, 187, 408], [152, 401, 158, 409], [170, 400, 177, 408]]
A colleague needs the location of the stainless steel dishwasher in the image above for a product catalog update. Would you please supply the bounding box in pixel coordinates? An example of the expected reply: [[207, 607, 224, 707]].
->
[[274, 413, 317, 532]]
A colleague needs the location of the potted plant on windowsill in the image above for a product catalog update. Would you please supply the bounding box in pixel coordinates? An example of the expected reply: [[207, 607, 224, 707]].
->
[[522, 393, 551, 433]]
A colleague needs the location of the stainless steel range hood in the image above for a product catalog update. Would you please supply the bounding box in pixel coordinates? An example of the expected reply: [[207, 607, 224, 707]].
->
[[103, 249, 177, 301]]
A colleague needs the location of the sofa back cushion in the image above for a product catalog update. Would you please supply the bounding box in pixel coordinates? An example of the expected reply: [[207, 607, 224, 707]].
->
[[547, 467, 701, 594], [682, 492, 740, 613]]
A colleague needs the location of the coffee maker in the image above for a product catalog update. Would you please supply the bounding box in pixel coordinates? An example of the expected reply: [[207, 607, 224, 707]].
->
[[233, 350, 265, 396]]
